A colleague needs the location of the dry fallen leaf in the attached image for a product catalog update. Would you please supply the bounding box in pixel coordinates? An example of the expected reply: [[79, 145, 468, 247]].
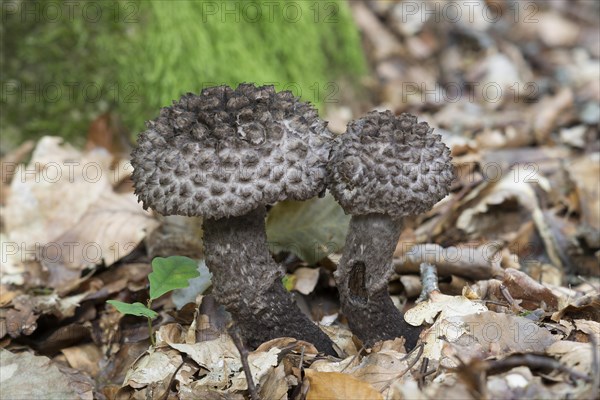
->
[[304, 370, 384, 400], [0, 349, 93, 399], [1, 136, 158, 292], [292, 267, 320, 295]]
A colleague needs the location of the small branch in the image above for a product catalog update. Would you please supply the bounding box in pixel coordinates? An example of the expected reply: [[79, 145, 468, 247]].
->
[[499, 284, 525, 314], [416, 357, 433, 390], [589, 333, 599, 400], [380, 343, 424, 393], [417, 263, 440, 303], [159, 355, 190, 400], [486, 353, 592, 382], [229, 325, 259, 400], [394, 243, 502, 280]]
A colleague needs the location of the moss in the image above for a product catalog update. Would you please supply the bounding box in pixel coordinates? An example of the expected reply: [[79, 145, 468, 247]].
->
[[1, 0, 365, 149]]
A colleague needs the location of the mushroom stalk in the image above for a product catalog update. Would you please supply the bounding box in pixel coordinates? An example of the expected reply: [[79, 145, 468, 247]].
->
[[334, 213, 421, 349], [203, 206, 336, 355]]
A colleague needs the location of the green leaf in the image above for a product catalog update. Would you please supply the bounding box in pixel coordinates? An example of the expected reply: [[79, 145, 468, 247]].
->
[[266, 194, 351, 265], [282, 274, 296, 292], [107, 300, 158, 319], [148, 256, 200, 300]]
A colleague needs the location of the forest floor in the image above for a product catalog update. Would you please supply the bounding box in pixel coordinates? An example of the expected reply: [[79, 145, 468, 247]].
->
[[1, 1, 599, 399]]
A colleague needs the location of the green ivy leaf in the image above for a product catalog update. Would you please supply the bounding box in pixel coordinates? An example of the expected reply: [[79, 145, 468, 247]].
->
[[149, 256, 200, 300], [266, 194, 351, 265], [107, 300, 158, 319]]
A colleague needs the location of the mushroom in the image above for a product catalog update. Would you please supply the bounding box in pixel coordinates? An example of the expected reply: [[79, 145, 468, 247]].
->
[[327, 111, 454, 349], [131, 83, 336, 354]]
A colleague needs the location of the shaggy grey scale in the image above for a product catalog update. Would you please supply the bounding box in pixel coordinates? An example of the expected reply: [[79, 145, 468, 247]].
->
[[328, 110, 454, 217], [131, 83, 332, 219]]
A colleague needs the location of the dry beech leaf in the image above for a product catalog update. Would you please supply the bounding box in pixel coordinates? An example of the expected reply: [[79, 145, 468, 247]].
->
[[2, 136, 158, 291], [546, 340, 597, 381], [407, 293, 487, 362], [455, 312, 558, 354], [394, 243, 502, 280], [552, 293, 600, 322], [123, 348, 182, 389], [3, 137, 112, 245], [405, 292, 488, 326], [456, 164, 540, 236], [258, 363, 288, 400], [45, 191, 158, 270], [229, 347, 280, 392], [60, 343, 103, 378], [304, 370, 383, 400], [292, 267, 320, 295], [567, 153, 600, 244], [159, 328, 280, 393], [3, 292, 88, 339], [349, 350, 412, 394], [573, 319, 600, 338], [502, 268, 559, 310], [0, 349, 93, 399]]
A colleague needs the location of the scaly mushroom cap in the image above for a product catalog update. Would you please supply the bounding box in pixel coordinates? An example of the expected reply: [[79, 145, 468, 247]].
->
[[131, 84, 332, 219], [328, 111, 454, 218]]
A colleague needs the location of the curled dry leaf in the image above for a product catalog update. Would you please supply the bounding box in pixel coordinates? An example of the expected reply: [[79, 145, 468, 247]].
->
[[123, 348, 182, 389], [552, 293, 600, 322], [126, 324, 284, 395], [2, 292, 88, 339], [502, 268, 559, 310]]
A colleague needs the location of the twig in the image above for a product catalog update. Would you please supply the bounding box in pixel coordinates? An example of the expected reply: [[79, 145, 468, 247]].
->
[[340, 345, 366, 373], [417, 263, 440, 303], [499, 284, 525, 314], [229, 325, 260, 400], [380, 343, 425, 394], [298, 345, 305, 371], [589, 333, 599, 400], [416, 357, 431, 390], [159, 355, 189, 400], [577, 275, 600, 293], [486, 353, 592, 382]]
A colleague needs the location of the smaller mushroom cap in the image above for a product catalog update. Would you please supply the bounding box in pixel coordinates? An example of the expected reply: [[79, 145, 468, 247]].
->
[[131, 84, 332, 219], [328, 111, 454, 217]]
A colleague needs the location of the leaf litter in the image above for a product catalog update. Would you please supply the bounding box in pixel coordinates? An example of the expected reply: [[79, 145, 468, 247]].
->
[[1, 1, 599, 399]]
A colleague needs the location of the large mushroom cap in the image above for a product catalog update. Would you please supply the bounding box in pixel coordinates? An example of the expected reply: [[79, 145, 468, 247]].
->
[[131, 83, 332, 219], [328, 111, 454, 218]]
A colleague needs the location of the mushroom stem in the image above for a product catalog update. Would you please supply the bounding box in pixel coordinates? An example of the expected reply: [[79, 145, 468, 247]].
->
[[203, 206, 336, 355], [335, 213, 421, 349]]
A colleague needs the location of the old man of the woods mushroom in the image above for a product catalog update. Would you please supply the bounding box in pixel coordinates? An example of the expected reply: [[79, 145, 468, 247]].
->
[[131, 84, 336, 354], [328, 111, 454, 349]]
